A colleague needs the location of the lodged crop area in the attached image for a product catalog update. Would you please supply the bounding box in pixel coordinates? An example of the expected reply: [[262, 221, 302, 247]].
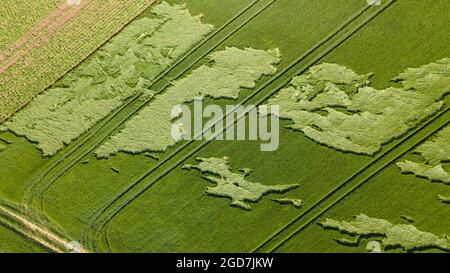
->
[[0, 0, 449, 253]]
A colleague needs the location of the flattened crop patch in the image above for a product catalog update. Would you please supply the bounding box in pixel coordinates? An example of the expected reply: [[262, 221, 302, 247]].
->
[[183, 156, 300, 210], [95, 47, 281, 158], [397, 125, 450, 185], [1, 2, 213, 156], [265, 59, 450, 155]]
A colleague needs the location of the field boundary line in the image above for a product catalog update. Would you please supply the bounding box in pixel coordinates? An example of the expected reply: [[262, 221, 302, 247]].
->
[[85, 2, 385, 252], [25, 0, 271, 211]]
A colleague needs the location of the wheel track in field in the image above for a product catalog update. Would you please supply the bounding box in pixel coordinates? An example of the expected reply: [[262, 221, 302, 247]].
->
[[0, 215, 61, 253], [0, 199, 87, 253], [23, 0, 271, 213], [84, 2, 391, 252], [253, 108, 450, 253]]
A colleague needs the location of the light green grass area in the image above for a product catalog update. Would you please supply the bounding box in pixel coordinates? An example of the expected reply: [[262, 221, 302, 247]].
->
[[1, 2, 213, 157], [266, 59, 450, 155], [0, 0, 156, 122], [183, 157, 300, 210], [0, 0, 60, 53]]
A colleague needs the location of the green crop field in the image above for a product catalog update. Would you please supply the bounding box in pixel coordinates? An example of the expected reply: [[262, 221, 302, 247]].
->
[[0, 0, 156, 123], [0, 0, 449, 254]]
